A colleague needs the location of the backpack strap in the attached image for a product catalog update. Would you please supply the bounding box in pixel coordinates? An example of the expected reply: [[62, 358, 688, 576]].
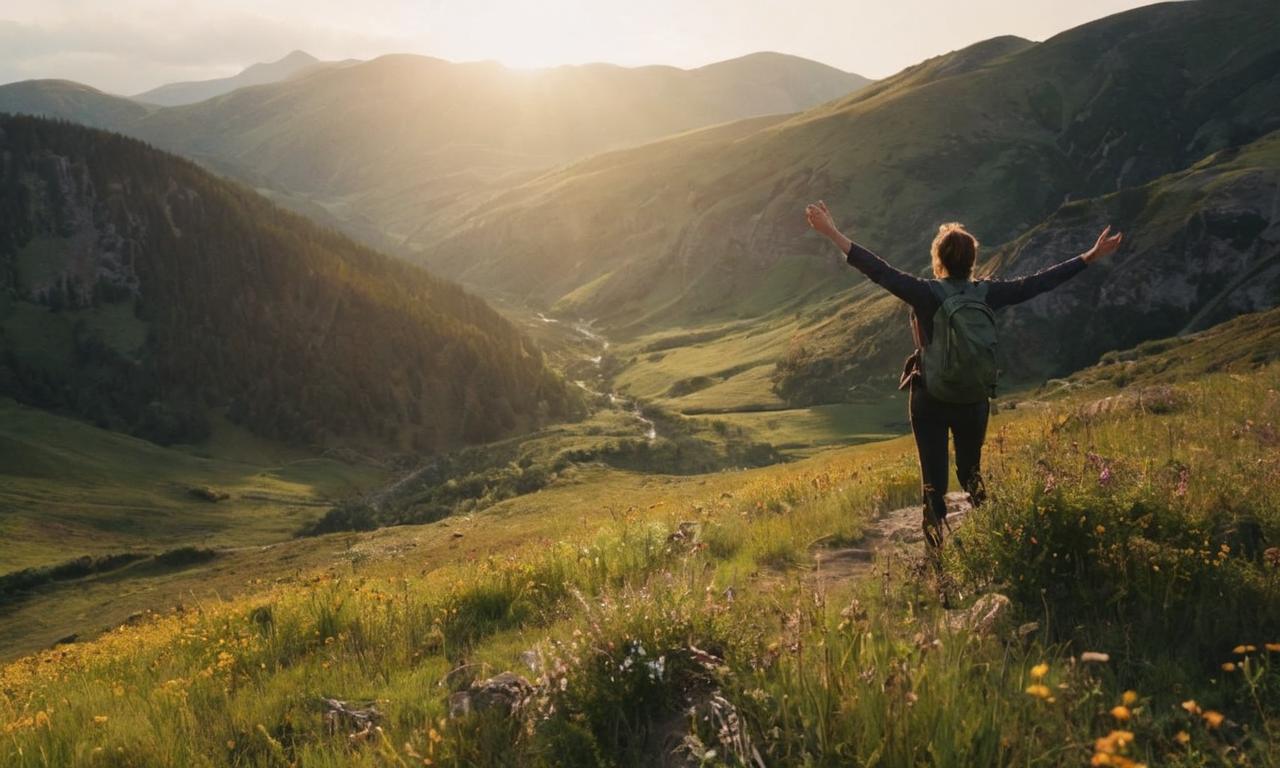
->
[[931, 278, 989, 302]]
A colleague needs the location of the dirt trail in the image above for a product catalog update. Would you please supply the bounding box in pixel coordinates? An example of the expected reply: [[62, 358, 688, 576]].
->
[[811, 492, 972, 585]]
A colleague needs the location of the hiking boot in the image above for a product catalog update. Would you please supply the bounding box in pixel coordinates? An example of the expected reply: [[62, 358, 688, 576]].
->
[[965, 474, 988, 508]]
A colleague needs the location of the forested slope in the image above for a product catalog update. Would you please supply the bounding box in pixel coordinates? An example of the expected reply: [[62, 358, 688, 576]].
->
[[0, 116, 578, 451]]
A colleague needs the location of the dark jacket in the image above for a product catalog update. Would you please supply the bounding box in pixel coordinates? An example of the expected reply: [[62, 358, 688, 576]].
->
[[844, 242, 1088, 387]]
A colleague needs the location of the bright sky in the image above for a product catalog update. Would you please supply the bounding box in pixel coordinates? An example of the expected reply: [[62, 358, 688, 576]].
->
[[1, 0, 1165, 95]]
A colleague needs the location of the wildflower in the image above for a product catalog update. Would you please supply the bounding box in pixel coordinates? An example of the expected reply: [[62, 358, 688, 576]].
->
[[1081, 651, 1111, 663], [1265, 547, 1280, 568], [1121, 690, 1137, 706], [1030, 662, 1049, 679], [226, 740, 236, 750], [93, 715, 108, 725], [1096, 524, 1106, 535], [1266, 643, 1280, 652], [1110, 705, 1131, 721], [1221, 662, 1236, 672], [1181, 700, 1201, 715], [1174, 731, 1190, 745], [1202, 710, 1224, 728], [1232, 644, 1256, 654], [1093, 729, 1136, 756], [1025, 684, 1052, 700]]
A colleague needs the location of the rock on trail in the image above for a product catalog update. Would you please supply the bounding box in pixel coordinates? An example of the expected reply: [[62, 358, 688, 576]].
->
[[812, 492, 973, 585]]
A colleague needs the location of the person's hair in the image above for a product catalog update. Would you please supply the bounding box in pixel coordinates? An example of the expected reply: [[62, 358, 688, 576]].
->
[[931, 222, 979, 280]]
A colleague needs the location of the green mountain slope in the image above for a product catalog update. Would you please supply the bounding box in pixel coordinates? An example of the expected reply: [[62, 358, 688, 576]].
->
[[0, 115, 577, 451], [419, 0, 1279, 401], [0, 80, 152, 129], [778, 128, 1280, 401]]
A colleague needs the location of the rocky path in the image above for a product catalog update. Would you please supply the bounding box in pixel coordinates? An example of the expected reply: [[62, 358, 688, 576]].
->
[[811, 492, 973, 585]]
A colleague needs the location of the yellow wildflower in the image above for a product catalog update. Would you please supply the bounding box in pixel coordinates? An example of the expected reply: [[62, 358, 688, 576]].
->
[[1025, 684, 1052, 699], [1181, 699, 1200, 715], [1266, 643, 1280, 652], [1121, 690, 1137, 705], [1233, 644, 1256, 654], [1174, 731, 1190, 745], [1202, 710, 1224, 728], [226, 740, 236, 750], [1221, 662, 1236, 672], [1110, 705, 1131, 721], [1093, 729, 1135, 754], [1030, 662, 1049, 679], [93, 715, 108, 725]]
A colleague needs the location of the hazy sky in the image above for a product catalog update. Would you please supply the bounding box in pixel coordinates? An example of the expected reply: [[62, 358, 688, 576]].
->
[[2, 0, 1164, 95]]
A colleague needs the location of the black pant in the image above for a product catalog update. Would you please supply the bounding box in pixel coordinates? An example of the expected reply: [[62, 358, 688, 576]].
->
[[909, 384, 989, 546]]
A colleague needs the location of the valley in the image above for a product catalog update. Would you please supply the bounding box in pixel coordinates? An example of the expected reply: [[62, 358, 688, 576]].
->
[[0, 0, 1278, 764]]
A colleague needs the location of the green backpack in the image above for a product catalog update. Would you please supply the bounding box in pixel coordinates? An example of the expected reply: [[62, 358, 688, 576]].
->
[[919, 279, 998, 403]]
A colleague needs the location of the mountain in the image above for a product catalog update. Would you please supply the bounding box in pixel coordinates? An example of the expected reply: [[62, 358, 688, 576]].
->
[[0, 115, 578, 451], [0, 52, 872, 251], [0, 79, 152, 129], [131, 50, 340, 106], [414, 0, 1280, 402], [776, 129, 1280, 402]]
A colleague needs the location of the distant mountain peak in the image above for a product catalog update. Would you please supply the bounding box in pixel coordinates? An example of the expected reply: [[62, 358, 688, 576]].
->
[[243, 50, 320, 76], [131, 50, 332, 106]]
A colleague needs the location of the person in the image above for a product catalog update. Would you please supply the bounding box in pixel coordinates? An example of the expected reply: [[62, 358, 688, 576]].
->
[[804, 200, 1123, 552]]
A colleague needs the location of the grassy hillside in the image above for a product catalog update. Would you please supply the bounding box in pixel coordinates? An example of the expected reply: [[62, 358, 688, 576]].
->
[[419, 0, 1279, 408], [1, 354, 1276, 765], [0, 398, 383, 572], [778, 128, 1280, 401], [1038, 305, 1280, 395], [0, 115, 578, 451]]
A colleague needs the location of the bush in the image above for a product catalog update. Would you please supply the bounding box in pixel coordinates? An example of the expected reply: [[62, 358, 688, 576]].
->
[[301, 500, 379, 535]]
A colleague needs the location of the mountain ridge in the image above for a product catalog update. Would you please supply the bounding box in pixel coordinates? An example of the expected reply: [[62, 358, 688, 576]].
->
[[130, 50, 340, 106]]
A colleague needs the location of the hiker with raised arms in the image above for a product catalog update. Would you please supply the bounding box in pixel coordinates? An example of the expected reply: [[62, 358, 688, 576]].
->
[[804, 201, 1123, 554]]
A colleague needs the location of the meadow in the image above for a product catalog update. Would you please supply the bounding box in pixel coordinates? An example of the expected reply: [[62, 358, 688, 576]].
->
[[3, 349, 1277, 765]]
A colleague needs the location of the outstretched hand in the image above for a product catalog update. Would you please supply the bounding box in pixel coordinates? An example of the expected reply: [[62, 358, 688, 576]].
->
[[805, 200, 838, 237], [1083, 225, 1123, 264]]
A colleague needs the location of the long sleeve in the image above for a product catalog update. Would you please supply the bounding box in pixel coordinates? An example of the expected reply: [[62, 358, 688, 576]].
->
[[985, 256, 1088, 309], [845, 242, 936, 310]]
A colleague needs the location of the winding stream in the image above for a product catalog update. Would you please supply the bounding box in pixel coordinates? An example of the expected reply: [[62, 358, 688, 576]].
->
[[540, 313, 657, 441]]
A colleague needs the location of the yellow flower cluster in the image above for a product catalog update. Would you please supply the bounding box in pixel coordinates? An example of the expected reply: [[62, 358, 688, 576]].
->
[[1091, 730, 1142, 767]]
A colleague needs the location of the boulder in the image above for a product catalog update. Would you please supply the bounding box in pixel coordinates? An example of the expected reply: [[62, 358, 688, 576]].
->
[[448, 671, 532, 718], [944, 593, 1013, 635]]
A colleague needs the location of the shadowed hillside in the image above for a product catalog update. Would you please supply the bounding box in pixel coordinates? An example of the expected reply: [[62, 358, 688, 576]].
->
[[0, 115, 578, 451]]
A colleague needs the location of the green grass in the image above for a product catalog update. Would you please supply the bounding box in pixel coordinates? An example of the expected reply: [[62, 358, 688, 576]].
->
[[0, 399, 387, 657], [5, 364, 1278, 765], [709, 400, 905, 453], [0, 399, 382, 572]]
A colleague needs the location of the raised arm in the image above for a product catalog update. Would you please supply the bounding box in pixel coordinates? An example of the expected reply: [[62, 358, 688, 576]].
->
[[985, 225, 1123, 308], [805, 200, 935, 308]]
